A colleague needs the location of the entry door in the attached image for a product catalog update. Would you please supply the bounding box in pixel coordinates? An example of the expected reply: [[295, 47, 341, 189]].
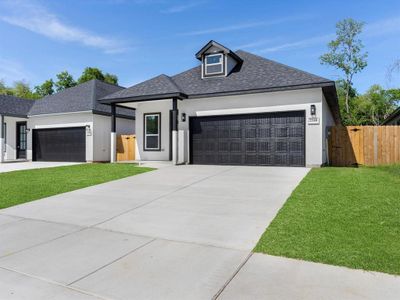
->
[[16, 122, 27, 159]]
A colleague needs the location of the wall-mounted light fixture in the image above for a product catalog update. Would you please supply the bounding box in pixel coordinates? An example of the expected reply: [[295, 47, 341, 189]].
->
[[85, 124, 92, 136], [310, 104, 316, 116], [25, 128, 31, 134], [181, 113, 186, 122]]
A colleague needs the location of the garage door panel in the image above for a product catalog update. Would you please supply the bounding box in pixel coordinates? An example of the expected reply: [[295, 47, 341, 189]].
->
[[190, 111, 305, 167], [33, 127, 86, 162]]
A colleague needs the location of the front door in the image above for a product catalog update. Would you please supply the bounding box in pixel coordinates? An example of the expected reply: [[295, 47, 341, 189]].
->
[[16, 122, 27, 159]]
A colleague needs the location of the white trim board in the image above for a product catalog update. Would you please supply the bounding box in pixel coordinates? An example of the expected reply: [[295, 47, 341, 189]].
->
[[195, 105, 311, 117]]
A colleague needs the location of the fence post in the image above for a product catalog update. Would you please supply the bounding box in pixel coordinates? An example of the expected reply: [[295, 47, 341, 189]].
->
[[373, 127, 378, 166]]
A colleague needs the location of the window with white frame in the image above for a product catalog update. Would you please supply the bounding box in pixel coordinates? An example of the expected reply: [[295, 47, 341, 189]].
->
[[144, 113, 161, 151], [204, 53, 224, 76]]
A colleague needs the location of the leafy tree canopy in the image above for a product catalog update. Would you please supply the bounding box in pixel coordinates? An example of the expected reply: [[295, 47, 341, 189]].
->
[[34, 79, 54, 97], [0, 67, 118, 100], [337, 82, 399, 125], [55, 71, 77, 92], [13, 81, 39, 99], [78, 67, 118, 85]]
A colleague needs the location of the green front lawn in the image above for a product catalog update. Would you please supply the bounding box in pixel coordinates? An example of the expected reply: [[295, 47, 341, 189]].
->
[[255, 165, 400, 275], [0, 163, 154, 209]]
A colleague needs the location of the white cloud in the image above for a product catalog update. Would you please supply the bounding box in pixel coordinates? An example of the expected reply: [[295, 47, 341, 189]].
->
[[257, 34, 333, 53], [179, 15, 312, 36], [364, 16, 400, 37], [0, 0, 129, 54], [0, 58, 33, 85], [161, 1, 205, 14], [234, 38, 281, 50], [236, 15, 400, 55]]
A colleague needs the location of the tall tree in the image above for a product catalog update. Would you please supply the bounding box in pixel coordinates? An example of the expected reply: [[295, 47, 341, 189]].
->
[[55, 71, 77, 91], [387, 59, 400, 83], [104, 73, 118, 85], [356, 85, 398, 125], [0, 80, 13, 95], [335, 79, 358, 125], [13, 81, 37, 99], [77, 67, 118, 85], [320, 18, 368, 115], [78, 67, 104, 83], [34, 79, 54, 97]]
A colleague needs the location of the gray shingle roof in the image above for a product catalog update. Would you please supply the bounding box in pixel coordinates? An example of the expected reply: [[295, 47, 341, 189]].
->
[[101, 49, 340, 123], [0, 95, 34, 117], [173, 50, 332, 96], [102, 50, 333, 102], [102, 74, 185, 101], [29, 79, 134, 118], [382, 107, 400, 125]]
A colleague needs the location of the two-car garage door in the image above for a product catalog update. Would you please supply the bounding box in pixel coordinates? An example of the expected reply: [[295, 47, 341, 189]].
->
[[190, 111, 305, 167], [33, 127, 86, 162]]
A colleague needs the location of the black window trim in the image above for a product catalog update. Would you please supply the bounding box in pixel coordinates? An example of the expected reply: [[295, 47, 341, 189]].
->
[[143, 112, 161, 151], [2, 122, 6, 152]]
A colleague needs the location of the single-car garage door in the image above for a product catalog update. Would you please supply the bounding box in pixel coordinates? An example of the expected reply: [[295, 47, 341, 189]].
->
[[190, 111, 305, 166], [33, 127, 86, 162]]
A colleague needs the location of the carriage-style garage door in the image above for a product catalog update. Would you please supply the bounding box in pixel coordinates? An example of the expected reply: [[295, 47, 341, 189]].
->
[[190, 111, 305, 166], [33, 127, 86, 162]]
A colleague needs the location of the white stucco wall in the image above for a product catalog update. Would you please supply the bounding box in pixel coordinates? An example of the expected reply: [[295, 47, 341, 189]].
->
[[3, 116, 28, 160], [134, 100, 171, 161], [93, 114, 135, 161], [321, 93, 336, 164], [26, 112, 134, 162], [27, 112, 94, 161], [130, 88, 334, 167]]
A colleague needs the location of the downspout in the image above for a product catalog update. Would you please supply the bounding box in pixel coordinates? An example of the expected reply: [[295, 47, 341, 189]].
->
[[0, 115, 4, 163], [172, 98, 178, 165], [110, 104, 117, 163]]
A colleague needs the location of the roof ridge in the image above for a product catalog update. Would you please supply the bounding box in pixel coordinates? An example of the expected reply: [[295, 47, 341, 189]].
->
[[91, 79, 97, 109], [161, 74, 183, 93], [91, 78, 126, 89]]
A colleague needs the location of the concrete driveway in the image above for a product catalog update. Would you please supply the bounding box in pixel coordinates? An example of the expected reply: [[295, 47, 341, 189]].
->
[[0, 161, 81, 173], [1, 165, 399, 299]]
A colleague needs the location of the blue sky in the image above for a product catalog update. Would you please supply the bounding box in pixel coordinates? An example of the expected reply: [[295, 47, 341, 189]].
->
[[0, 0, 399, 93]]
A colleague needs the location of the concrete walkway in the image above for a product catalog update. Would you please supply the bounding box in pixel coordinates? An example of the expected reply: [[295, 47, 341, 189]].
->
[[1, 165, 399, 299], [0, 161, 81, 173]]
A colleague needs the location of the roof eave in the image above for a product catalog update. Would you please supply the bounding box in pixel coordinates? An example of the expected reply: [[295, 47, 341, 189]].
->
[[100, 92, 188, 104], [382, 107, 400, 124], [187, 81, 335, 99], [0, 113, 29, 118]]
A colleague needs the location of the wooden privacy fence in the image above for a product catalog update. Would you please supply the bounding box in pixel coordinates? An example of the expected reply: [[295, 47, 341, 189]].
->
[[328, 126, 400, 166], [117, 135, 136, 161]]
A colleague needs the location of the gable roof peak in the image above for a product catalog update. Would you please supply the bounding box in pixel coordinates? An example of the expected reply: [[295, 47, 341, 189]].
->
[[195, 40, 243, 63]]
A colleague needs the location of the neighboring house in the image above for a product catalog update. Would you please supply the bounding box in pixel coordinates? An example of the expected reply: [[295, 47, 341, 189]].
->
[[0, 79, 135, 163], [0, 95, 34, 163], [382, 107, 400, 125], [101, 40, 340, 167]]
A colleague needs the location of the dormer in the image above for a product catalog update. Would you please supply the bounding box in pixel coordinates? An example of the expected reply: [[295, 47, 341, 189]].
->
[[195, 40, 243, 79]]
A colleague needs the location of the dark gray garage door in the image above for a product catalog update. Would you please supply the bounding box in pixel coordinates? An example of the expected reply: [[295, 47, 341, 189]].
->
[[33, 127, 86, 162], [190, 111, 305, 166]]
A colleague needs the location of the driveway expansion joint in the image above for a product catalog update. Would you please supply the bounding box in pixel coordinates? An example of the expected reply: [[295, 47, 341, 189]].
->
[[67, 238, 157, 286], [213, 252, 253, 299], [91, 166, 237, 228]]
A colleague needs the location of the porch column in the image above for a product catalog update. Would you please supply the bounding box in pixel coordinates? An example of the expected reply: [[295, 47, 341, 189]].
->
[[172, 98, 178, 165], [0, 115, 4, 163], [110, 104, 117, 163]]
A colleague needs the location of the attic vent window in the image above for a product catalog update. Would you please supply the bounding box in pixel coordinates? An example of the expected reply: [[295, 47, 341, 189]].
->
[[204, 54, 224, 76]]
